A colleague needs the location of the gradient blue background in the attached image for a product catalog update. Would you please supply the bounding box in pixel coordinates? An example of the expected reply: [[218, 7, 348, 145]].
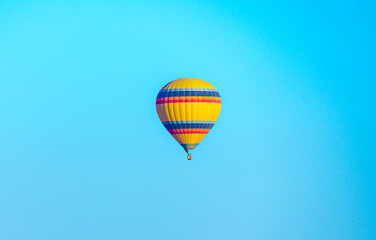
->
[[1, 0, 375, 239]]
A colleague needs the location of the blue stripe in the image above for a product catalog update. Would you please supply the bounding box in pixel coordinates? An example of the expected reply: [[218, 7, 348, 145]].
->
[[163, 121, 216, 124], [157, 89, 221, 98], [163, 123, 214, 130]]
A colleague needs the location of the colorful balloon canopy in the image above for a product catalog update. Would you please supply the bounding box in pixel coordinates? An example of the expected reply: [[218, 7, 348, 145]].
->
[[156, 78, 222, 159]]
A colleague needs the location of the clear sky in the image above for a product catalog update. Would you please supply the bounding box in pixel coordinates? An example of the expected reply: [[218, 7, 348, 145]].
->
[[0, 0, 375, 239]]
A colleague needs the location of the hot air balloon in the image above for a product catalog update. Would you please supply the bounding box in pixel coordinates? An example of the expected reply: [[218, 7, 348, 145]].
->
[[156, 78, 222, 160]]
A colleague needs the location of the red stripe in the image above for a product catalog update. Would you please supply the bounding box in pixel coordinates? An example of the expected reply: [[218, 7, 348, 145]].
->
[[156, 98, 222, 104], [168, 129, 210, 134]]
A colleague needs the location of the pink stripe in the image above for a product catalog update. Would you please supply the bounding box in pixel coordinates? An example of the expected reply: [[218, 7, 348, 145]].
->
[[168, 129, 210, 134]]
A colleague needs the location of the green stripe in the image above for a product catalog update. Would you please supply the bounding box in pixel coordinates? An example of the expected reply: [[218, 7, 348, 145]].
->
[[180, 143, 199, 153]]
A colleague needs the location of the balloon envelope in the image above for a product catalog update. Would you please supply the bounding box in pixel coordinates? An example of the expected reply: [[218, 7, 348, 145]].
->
[[156, 78, 222, 154]]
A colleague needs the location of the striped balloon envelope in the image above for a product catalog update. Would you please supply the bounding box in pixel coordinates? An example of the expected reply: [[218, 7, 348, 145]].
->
[[156, 78, 222, 160]]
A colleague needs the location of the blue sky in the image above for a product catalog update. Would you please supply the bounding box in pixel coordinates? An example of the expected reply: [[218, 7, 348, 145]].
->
[[0, 0, 375, 239]]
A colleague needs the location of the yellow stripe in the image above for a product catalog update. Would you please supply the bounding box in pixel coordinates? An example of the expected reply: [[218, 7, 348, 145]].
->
[[172, 134, 208, 144], [163, 78, 217, 90], [158, 102, 221, 121]]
